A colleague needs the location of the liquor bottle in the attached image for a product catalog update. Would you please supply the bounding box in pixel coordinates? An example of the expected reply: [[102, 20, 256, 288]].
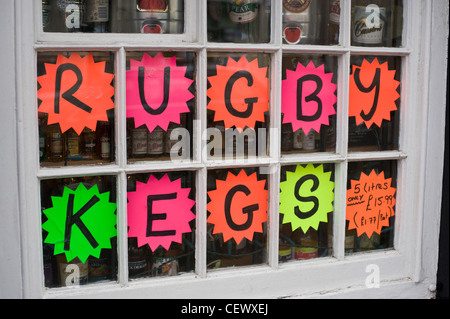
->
[[292, 129, 304, 150], [84, 0, 109, 32], [47, 124, 64, 162], [42, 0, 51, 31], [131, 126, 148, 158], [147, 127, 164, 157], [328, 0, 341, 45], [351, 0, 393, 47], [39, 118, 47, 162], [128, 238, 151, 279], [88, 250, 111, 283], [67, 129, 81, 160], [227, 0, 265, 43], [82, 127, 97, 160], [99, 123, 111, 161], [302, 130, 316, 150], [345, 228, 357, 254], [165, 114, 186, 157]]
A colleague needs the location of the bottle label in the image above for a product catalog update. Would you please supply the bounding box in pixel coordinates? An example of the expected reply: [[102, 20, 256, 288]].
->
[[128, 260, 148, 271], [329, 0, 341, 24], [228, 0, 259, 24], [68, 136, 80, 156], [132, 129, 148, 155], [294, 247, 318, 260], [100, 136, 110, 159], [283, 0, 311, 13], [147, 129, 164, 155], [85, 0, 109, 22], [51, 133, 63, 156], [352, 5, 386, 44]]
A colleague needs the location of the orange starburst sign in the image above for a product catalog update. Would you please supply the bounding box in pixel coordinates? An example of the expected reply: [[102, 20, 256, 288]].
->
[[349, 58, 400, 129], [207, 56, 269, 132], [346, 170, 396, 238], [207, 170, 268, 245], [37, 53, 115, 135]]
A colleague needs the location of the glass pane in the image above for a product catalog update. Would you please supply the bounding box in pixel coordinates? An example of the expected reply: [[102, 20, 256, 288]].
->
[[126, 171, 196, 280], [207, 0, 271, 43], [207, 167, 268, 269], [207, 52, 270, 159], [42, 0, 184, 34], [351, 0, 403, 47], [41, 175, 117, 288], [282, 0, 334, 45], [37, 51, 115, 167], [281, 53, 338, 154], [346, 160, 397, 254], [126, 51, 196, 162], [279, 164, 335, 263], [348, 55, 401, 152]]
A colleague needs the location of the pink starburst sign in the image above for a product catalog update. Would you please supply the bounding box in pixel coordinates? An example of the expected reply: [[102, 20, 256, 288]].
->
[[127, 174, 195, 251], [126, 52, 194, 132], [282, 61, 337, 135]]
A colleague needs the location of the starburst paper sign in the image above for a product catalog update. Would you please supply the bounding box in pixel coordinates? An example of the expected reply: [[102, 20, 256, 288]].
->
[[37, 53, 115, 135], [207, 56, 269, 132], [127, 174, 196, 251], [279, 164, 335, 233], [126, 52, 194, 132], [349, 58, 400, 128], [346, 170, 396, 238], [42, 183, 117, 263], [207, 170, 268, 245], [282, 61, 337, 135]]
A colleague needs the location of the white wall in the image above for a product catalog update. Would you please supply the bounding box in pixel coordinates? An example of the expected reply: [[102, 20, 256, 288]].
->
[[0, 0, 23, 299]]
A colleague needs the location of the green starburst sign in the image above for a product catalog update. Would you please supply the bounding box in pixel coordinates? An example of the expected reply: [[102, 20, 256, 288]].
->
[[42, 183, 117, 263], [280, 164, 335, 233]]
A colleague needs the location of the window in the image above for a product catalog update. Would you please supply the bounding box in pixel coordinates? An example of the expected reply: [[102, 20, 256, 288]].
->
[[14, 0, 446, 298]]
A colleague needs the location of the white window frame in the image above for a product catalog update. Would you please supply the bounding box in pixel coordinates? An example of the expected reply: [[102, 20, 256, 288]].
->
[[12, 0, 448, 298]]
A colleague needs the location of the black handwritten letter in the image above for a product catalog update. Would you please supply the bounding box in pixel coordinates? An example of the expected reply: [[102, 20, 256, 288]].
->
[[147, 193, 177, 237], [294, 174, 320, 219], [354, 67, 381, 122], [55, 63, 92, 114], [139, 66, 171, 116], [64, 193, 100, 251], [224, 185, 258, 231], [297, 74, 323, 122], [224, 70, 258, 119]]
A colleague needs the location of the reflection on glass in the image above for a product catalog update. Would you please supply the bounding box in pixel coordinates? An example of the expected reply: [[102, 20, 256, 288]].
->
[[42, 0, 184, 34], [37, 52, 115, 167], [346, 160, 397, 254], [279, 164, 334, 263], [41, 176, 117, 288], [351, 0, 403, 47], [207, 0, 271, 43], [126, 171, 196, 280], [348, 55, 401, 152], [281, 54, 338, 154], [126, 51, 196, 163], [207, 52, 270, 159], [207, 167, 268, 270]]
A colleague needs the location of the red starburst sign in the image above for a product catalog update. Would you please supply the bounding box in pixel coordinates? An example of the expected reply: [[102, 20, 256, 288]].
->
[[346, 170, 396, 238], [207, 170, 268, 245], [349, 58, 400, 129], [207, 56, 269, 132], [37, 53, 115, 135]]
